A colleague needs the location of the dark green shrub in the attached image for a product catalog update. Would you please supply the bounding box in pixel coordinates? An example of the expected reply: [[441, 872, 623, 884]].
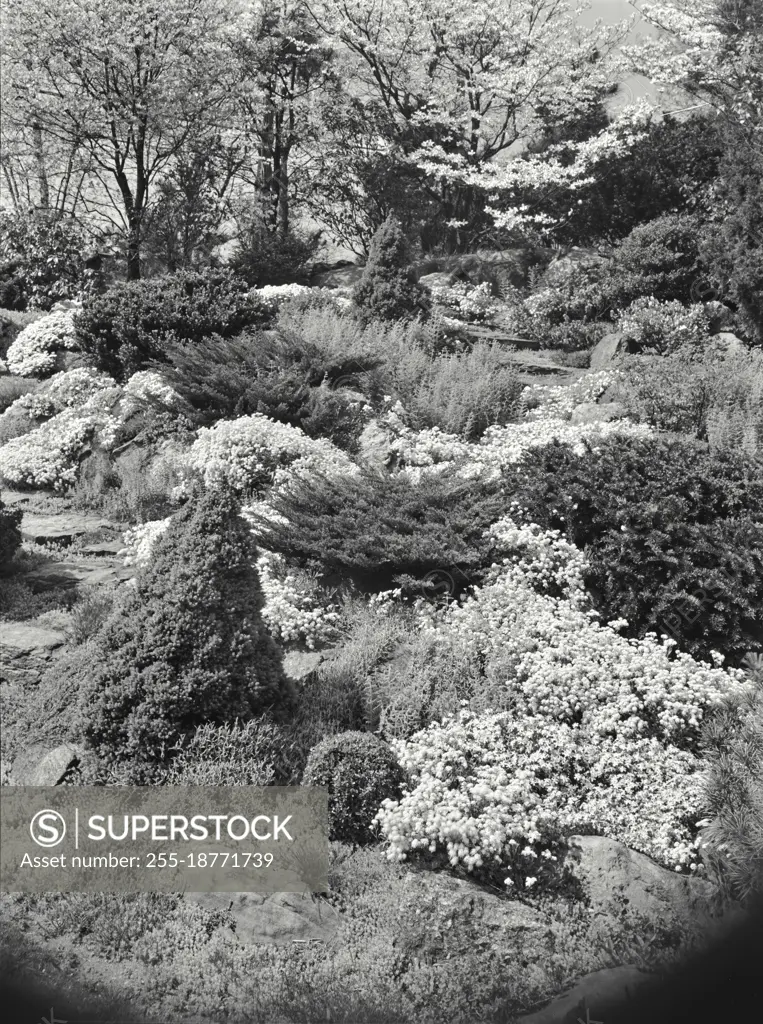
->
[[701, 134, 763, 345], [158, 332, 371, 451], [700, 654, 763, 902], [352, 216, 431, 324], [0, 262, 27, 311], [74, 270, 269, 379], [0, 209, 89, 311], [502, 435, 763, 665], [0, 494, 22, 570], [601, 213, 703, 310], [74, 486, 287, 775], [302, 731, 405, 845], [249, 468, 509, 596], [228, 224, 322, 287]]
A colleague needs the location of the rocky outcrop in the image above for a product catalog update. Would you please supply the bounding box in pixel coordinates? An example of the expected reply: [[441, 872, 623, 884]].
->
[[563, 836, 727, 934], [397, 869, 553, 949], [21, 511, 120, 545], [10, 741, 84, 785], [185, 891, 340, 946], [0, 622, 67, 687]]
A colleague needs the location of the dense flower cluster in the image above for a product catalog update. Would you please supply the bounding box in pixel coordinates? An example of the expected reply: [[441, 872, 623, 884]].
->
[[256, 550, 341, 649], [521, 371, 620, 420], [376, 516, 750, 880], [120, 516, 172, 567], [251, 283, 315, 313], [430, 281, 501, 322], [381, 410, 652, 481], [8, 367, 115, 421], [186, 413, 354, 492], [0, 388, 122, 490], [123, 370, 181, 408], [5, 310, 80, 377], [613, 297, 711, 354]]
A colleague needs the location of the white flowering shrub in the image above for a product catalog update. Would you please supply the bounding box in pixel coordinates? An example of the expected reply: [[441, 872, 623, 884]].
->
[[124, 370, 182, 409], [5, 310, 80, 377], [186, 413, 354, 493], [256, 550, 341, 649], [614, 297, 711, 354], [119, 516, 172, 567], [379, 408, 653, 482], [0, 388, 122, 490], [6, 367, 115, 423], [521, 371, 620, 420], [376, 516, 751, 884], [430, 281, 501, 323], [250, 283, 314, 314]]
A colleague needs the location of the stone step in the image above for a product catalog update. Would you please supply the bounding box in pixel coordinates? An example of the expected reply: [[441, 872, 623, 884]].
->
[[21, 512, 122, 546]]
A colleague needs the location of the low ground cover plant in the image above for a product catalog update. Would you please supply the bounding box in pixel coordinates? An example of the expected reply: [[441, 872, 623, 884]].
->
[[247, 466, 510, 596]]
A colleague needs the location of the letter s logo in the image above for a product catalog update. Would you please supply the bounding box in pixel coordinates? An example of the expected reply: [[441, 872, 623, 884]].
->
[[30, 809, 66, 848]]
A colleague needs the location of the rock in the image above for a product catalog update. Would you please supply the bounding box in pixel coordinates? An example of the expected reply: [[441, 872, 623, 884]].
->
[[418, 271, 454, 290], [11, 742, 84, 785], [309, 263, 364, 289], [518, 965, 652, 1024], [397, 869, 552, 948], [589, 332, 629, 368], [713, 331, 746, 357], [21, 511, 120, 545], [24, 557, 133, 591], [282, 650, 324, 683], [357, 419, 392, 470], [570, 401, 627, 425], [185, 891, 340, 946], [0, 622, 67, 686], [563, 836, 726, 936]]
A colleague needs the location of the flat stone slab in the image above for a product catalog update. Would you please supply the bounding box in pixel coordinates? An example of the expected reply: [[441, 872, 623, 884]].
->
[[22, 512, 120, 544], [0, 622, 67, 656], [24, 558, 133, 591]]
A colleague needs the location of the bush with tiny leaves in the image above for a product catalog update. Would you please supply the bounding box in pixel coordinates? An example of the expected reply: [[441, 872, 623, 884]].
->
[[303, 731, 405, 846]]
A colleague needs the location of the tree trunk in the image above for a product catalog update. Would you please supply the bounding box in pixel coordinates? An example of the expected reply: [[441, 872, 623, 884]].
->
[[32, 123, 50, 210], [126, 217, 142, 281]]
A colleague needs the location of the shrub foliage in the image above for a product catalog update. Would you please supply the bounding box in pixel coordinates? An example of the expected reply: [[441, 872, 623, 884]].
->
[[74, 486, 287, 774], [502, 434, 763, 664], [302, 731, 405, 846]]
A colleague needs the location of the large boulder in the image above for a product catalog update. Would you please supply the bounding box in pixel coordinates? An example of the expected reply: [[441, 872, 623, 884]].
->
[[10, 741, 84, 785], [185, 891, 340, 946], [563, 836, 727, 935], [589, 332, 631, 369]]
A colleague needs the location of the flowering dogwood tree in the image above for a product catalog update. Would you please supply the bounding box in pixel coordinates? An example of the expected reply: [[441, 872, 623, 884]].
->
[[309, 0, 648, 238]]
